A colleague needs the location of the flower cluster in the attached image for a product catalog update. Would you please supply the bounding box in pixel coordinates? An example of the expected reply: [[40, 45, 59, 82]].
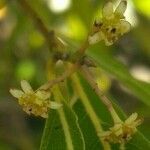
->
[[99, 113, 143, 143], [10, 80, 62, 118], [88, 0, 131, 46]]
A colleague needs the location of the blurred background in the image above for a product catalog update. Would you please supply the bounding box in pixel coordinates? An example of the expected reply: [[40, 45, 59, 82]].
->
[[0, 0, 150, 149]]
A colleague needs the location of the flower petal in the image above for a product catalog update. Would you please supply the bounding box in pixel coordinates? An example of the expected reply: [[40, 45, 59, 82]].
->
[[21, 80, 33, 93], [115, 0, 127, 18], [114, 127, 123, 136], [132, 118, 143, 127], [36, 90, 51, 100], [88, 32, 104, 44], [102, 2, 114, 19], [10, 89, 24, 98], [104, 38, 113, 46], [120, 20, 131, 35], [41, 113, 48, 118], [125, 113, 138, 124], [35, 98, 43, 106], [50, 101, 62, 109]]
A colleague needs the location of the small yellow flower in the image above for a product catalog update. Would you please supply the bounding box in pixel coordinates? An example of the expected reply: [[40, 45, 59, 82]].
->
[[10, 80, 62, 118], [89, 0, 131, 46], [99, 113, 143, 143]]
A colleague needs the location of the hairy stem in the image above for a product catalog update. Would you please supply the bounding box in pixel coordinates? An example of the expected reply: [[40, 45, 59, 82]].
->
[[80, 65, 122, 124]]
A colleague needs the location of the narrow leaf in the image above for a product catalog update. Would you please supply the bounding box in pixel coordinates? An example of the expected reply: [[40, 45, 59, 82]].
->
[[40, 86, 85, 150], [88, 49, 150, 106], [75, 74, 150, 150]]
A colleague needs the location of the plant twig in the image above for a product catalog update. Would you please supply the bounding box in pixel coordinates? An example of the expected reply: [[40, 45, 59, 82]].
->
[[17, 0, 61, 50], [80, 65, 122, 123], [71, 38, 89, 63], [39, 38, 90, 91], [17, 0, 91, 91], [38, 63, 77, 91]]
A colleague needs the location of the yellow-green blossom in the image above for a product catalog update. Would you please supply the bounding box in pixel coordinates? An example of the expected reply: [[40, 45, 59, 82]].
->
[[89, 0, 131, 46], [10, 80, 62, 118], [99, 113, 143, 143]]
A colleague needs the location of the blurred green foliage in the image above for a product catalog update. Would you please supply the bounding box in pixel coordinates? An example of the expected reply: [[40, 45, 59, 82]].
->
[[0, 0, 150, 149]]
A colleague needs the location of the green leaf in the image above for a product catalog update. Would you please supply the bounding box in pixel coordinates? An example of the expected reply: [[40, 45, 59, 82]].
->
[[73, 100, 103, 150], [71, 74, 111, 150], [112, 97, 150, 150], [88, 49, 150, 106], [40, 87, 85, 150], [126, 132, 150, 150], [72, 74, 150, 150]]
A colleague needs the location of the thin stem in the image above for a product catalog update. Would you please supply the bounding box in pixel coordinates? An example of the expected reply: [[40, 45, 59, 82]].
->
[[71, 73, 111, 150], [69, 93, 78, 107], [39, 38, 90, 91], [17, 0, 62, 50], [16, 0, 90, 90], [72, 38, 89, 63], [39, 63, 77, 91], [80, 65, 122, 124], [17, 0, 90, 58]]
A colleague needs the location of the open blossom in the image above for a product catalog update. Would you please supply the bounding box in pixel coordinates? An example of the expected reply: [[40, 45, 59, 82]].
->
[[89, 0, 131, 46], [10, 80, 62, 118], [99, 113, 143, 143]]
